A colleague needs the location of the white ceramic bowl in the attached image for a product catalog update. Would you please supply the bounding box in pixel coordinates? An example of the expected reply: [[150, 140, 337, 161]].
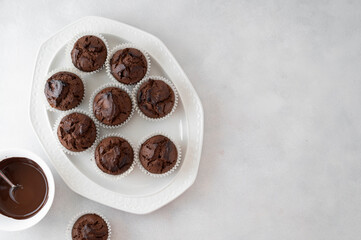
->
[[0, 149, 55, 231]]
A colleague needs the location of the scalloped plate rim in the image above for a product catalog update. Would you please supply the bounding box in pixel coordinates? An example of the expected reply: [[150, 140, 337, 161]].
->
[[30, 16, 204, 214]]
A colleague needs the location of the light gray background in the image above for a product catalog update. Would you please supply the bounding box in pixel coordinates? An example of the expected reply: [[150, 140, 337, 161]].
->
[[1, 0, 361, 239]]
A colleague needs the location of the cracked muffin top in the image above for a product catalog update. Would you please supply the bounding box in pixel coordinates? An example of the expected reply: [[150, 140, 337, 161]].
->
[[71, 213, 109, 240], [93, 87, 133, 126], [44, 71, 84, 111], [136, 79, 175, 119], [139, 135, 178, 174], [71, 35, 107, 72], [95, 136, 134, 175], [110, 48, 147, 85], [57, 112, 96, 152]]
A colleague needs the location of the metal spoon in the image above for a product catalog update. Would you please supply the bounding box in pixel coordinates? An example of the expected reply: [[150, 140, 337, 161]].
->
[[0, 170, 22, 204]]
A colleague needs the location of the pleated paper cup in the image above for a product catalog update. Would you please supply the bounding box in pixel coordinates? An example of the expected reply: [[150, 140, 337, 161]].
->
[[53, 109, 99, 155], [132, 76, 178, 121], [66, 211, 111, 240], [136, 132, 181, 178], [65, 32, 109, 75], [106, 43, 151, 86], [92, 134, 136, 180], [89, 83, 135, 129], [44, 68, 86, 113]]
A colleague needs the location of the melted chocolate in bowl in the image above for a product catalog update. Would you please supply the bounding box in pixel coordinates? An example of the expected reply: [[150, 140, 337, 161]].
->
[[0, 157, 48, 220]]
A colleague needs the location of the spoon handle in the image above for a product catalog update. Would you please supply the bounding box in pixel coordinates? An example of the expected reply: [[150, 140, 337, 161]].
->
[[0, 170, 16, 188]]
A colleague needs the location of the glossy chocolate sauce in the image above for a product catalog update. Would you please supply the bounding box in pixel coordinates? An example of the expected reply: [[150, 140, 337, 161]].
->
[[0, 157, 48, 220]]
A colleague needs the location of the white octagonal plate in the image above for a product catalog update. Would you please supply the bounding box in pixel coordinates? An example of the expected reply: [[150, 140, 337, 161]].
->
[[30, 16, 203, 214]]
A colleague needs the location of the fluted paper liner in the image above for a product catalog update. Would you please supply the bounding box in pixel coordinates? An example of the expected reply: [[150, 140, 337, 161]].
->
[[106, 43, 151, 86], [66, 210, 111, 240], [89, 83, 135, 129], [136, 132, 181, 178], [53, 109, 99, 155], [132, 76, 178, 121]]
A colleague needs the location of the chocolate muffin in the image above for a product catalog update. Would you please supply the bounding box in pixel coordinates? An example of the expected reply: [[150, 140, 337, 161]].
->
[[110, 48, 147, 84], [93, 87, 132, 126], [44, 71, 84, 110], [95, 137, 134, 175], [139, 135, 178, 174], [57, 113, 97, 152], [71, 35, 107, 72], [72, 213, 109, 240], [137, 79, 175, 119]]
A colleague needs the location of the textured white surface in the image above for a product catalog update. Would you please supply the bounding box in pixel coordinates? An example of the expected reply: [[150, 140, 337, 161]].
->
[[1, 0, 361, 239]]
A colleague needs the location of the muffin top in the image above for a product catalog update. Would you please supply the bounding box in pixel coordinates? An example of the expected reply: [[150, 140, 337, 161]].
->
[[137, 79, 175, 119], [110, 48, 147, 84], [71, 213, 109, 240], [71, 35, 107, 72], [44, 71, 84, 111], [95, 137, 134, 175], [139, 135, 178, 174], [93, 87, 132, 126], [57, 113, 96, 152]]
